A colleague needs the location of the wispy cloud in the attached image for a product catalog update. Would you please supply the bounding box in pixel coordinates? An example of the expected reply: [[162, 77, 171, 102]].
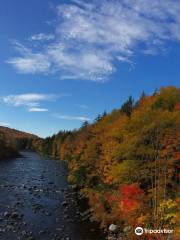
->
[[2, 93, 56, 107], [29, 33, 55, 41], [54, 114, 90, 121], [7, 0, 180, 81], [28, 107, 48, 112], [1, 93, 59, 113], [6, 42, 51, 74]]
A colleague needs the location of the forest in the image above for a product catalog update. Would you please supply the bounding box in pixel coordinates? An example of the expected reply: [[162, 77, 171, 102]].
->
[[0, 126, 37, 160], [31, 86, 180, 239]]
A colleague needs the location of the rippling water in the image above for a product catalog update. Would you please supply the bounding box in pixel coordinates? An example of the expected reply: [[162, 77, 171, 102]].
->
[[0, 151, 105, 240]]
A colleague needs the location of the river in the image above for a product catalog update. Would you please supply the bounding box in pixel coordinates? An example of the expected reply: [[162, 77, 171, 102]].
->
[[0, 151, 105, 240]]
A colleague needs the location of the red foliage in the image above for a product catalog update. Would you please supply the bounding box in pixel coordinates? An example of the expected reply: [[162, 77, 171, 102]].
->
[[105, 184, 144, 213], [121, 184, 143, 198], [120, 184, 143, 212], [174, 102, 180, 111]]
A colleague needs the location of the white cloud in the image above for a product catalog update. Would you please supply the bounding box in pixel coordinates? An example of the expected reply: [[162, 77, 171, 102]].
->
[[54, 114, 90, 121], [7, 56, 50, 74], [6, 43, 51, 74], [1, 93, 59, 113], [2, 93, 56, 107], [30, 33, 55, 41], [0, 122, 11, 127], [28, 107, 48, 112], [7, 0, 180, 81]]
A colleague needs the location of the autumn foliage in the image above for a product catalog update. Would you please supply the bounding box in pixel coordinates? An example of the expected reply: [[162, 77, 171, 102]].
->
[[32, 86, 180, 238], [0, 126, 37, 160], [121, 184, 143, 211]]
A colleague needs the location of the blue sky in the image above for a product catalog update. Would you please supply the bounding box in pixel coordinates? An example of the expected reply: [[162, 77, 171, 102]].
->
[[0, 0, 179, 137]]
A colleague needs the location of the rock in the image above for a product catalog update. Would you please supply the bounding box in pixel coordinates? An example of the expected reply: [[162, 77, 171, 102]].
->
[[80, 209, 92, 217], [11, 212, 19, 218], [27, 237, 35, 240], [4, 211, 10, 217], [64, 214, 69, 219], [123, 226, 131, 233], [21, 230, 27, 236], [23, 221, 27, 226], [11, 211, 23, 220], [0, 227, 5, 232], [6, 225, 14, 231], [107, 236, 116, 240], [44, 211, 51, 216], [32, 203, 42, 211], [62, 201, 68, 207], [39, 230, 46, 235], [109, 224, 119, 233], [167, 234, 173, 240]]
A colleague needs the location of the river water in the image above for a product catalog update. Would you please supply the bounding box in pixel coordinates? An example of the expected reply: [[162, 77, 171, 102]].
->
[[0, 152, 105, 240]]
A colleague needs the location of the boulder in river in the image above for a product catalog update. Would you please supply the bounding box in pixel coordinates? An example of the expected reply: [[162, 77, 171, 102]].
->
[[11, 211, 22, 219], [4, 211, 10, 218]]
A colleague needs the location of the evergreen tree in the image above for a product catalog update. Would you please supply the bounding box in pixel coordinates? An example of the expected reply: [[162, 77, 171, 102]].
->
[[121, 96, 134, 117]]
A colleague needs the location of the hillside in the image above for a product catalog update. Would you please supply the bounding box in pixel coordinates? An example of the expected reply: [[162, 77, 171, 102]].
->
[[32, 86, 180, 239], [0, 126, 38, 148], [0, 126, 39, 160], [0, 126, 37, 139]]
